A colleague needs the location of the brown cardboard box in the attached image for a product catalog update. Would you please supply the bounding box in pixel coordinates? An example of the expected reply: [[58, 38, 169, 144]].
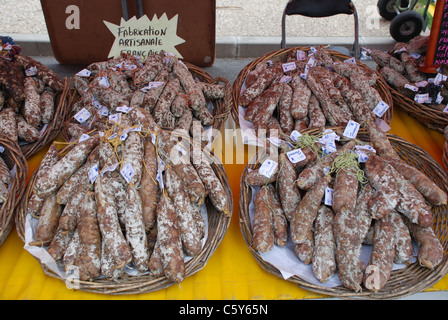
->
[[40, 0, 216, 66]]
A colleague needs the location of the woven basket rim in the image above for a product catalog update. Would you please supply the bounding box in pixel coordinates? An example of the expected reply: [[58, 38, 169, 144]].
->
[[0, 135, 28, 248], [15, 130, 233, 295], [61, 61, 233, 143], [239, 126, 448, 299], [231, 46, 394, 128]]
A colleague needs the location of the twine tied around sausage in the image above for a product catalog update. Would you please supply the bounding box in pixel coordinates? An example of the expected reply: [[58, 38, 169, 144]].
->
[[329, 150, 368, 184]]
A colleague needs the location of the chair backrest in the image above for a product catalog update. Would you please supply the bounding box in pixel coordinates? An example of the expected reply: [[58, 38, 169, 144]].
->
[[281, 0, 359, 59], [284, 0, 354, 17]]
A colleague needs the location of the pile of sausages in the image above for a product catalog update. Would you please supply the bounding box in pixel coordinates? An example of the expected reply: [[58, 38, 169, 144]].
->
[[25, 107, 230, 283], [0, 53, 64, 144], [238, 46, 389, 136], [246, 122, 446, 293], [370, 35, 448, 108], [66, 51, 226, 143]]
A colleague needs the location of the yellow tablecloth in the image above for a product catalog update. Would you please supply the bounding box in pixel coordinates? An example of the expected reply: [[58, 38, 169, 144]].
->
[[0, 106, 447, 300]]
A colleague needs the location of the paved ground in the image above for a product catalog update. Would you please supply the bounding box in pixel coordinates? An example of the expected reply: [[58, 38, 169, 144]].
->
[[0, 0, 393, 38]]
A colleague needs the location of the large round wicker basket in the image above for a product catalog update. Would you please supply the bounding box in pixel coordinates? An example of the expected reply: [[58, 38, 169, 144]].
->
[[0, 135, 28, 247], [61, 61, 233, 143], [15, 130, 232, 295], [232, 47, 393, 128], [239, 126, 448, 299]]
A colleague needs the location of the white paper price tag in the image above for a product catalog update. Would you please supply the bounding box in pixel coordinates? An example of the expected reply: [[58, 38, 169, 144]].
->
[[151, 133, 157, 145], [120, 163, 135, 183], [290, 130, 302, 143], [282, 62, 296, 73], [92, 97, 104, 109], [155, 157, 166, 191], [267, 137, 283, 147], [344, 57, 356, 65], [287, 148, 306, 164], [78, 133, 90, 143], [414, 80, 428, 87], [297, 50, 307, 61], [404, 84, 419, 92], [435, 73, 447, 85], [343, 120, 360, 139], [279, 75, 292, 83], [259, 159, 278, 178], [76, 69, 91, 77], [74, 108, 92, 124], [414, 93, 430, 104], [25, 67, 37, 77], [39, 123, 48, 138], [354, 145, 376, 163], [373, 101, 390, 117], [307, 56, 316, 67], [324, 187, 333, 206], [141, 81, 164, 92], [301, 65, 310, 80], [119, 132, 128, 141], [322, 140, 337, 156], [158, 157, 166, 172], [98, 76, 110, 88], [88, 164, 99, 183], [98, 106, 109, 117], [116, 105, 132, 113], [394, 47, 407, 54], [129, 126, 142, 133], [108, 132, 117, 140], [109, 113, 122, 123], [318, 129, 339, 145], [437, 92, 444, 104]]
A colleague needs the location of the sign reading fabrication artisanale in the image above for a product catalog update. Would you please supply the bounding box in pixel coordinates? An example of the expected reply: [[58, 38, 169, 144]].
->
[[104, 13, 185, 61]]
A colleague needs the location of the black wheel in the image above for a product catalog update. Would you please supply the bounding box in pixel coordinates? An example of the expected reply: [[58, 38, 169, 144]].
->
[[389, 10, 424, 42], [377, 0, 399, 20]]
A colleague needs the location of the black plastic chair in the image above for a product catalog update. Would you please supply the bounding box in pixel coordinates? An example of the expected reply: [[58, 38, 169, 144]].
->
[[281, 0, 360, 59]]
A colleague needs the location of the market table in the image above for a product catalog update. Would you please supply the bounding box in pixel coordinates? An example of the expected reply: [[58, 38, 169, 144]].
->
[[1, 57, 448, 300]]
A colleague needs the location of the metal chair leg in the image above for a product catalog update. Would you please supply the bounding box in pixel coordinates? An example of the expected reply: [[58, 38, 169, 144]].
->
[[281, 6, 287, 49], [121, 0, 144, 20], [121, 0, 130, 20], [136, 0, 144, 18], [352, 4, 360, 59]]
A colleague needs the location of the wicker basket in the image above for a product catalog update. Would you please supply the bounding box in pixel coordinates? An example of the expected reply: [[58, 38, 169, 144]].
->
[[232, 47, 393, 128], [15, 130, 232, 295], [239, 126, 448, 299], [61, 61, 233, 143], [20, 78, 72, 159], [386, 82, 448, 133], [0, 135, 28, 247]]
